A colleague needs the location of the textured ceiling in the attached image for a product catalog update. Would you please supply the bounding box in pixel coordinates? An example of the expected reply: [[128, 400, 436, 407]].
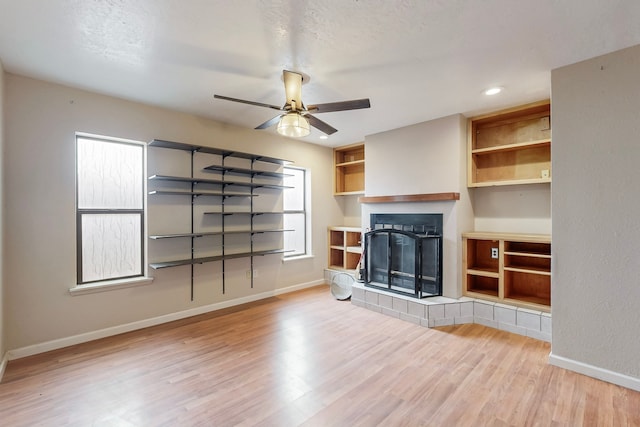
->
[[2, 0, 640, 146]]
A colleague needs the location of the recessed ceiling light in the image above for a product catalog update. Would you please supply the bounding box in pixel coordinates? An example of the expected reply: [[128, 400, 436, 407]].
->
[[319, 135, 328, 140], [484, 87, 503, 96]]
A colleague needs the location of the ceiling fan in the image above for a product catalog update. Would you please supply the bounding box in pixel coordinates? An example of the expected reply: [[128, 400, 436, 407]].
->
[[214, 70, 371, 138]]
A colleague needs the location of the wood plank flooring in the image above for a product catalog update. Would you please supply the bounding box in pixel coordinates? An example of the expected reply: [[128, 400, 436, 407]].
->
[[1, 285, 639, 426]]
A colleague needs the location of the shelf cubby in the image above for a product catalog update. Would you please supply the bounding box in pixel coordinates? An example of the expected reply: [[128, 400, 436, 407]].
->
[[504, 270, 551, 307], [328, 226, 363, 271], [466, 275, 499, 298], [464, 238, 499, 274], [334, 143, 365, 195], [468, 101, 551, 187]]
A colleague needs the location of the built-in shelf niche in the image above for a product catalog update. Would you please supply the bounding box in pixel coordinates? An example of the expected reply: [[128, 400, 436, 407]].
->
[[334, 143, 365, 195], [468, 100, 551, 187]]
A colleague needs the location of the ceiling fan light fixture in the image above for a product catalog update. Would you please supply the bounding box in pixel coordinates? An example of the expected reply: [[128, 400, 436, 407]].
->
[[277, 113, 310, 137]]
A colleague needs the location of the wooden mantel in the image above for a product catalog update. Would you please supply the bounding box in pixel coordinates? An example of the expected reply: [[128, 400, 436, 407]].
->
[[357, 192, 460, 203]]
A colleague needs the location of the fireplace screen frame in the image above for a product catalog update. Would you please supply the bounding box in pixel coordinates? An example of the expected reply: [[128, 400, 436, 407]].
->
[[364, 228, 442, 299]]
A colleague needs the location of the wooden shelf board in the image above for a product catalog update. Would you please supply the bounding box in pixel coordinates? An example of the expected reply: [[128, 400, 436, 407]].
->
[[465, 289, 499, 298], [335, 190, 365, 196], [328, 226, 362, 232], [466, 268, 500, 278], [504, 251, 551, 259], [346, 246, 363, 254], [358, 193, 460, 203], [471, 139, 550, 155], [462, 232, 551, 243], [335, 159, 365, 167], [503, 295, 551, 309], [469, 177, 551, 187], [504, 266, 551, 276]]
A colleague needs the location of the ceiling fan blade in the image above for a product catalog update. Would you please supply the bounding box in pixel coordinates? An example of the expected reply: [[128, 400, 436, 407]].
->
[[283, 70, 303, 108], [255, 115, 284, 130], [305, 114, 338, 135], [214, 94, 283, 111], [307, 98, 371, 113]]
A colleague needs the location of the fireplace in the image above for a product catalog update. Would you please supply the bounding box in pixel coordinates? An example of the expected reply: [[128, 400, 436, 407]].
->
[[364, 213, 443, 299]]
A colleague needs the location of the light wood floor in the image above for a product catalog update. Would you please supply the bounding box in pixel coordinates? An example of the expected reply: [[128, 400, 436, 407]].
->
[[1, 285, 639, 426]]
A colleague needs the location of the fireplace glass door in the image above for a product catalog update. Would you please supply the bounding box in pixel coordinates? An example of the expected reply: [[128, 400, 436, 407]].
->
[[365, 229, 442, 298]]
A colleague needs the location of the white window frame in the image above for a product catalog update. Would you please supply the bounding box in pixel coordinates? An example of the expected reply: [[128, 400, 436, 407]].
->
[[283, 166, 311, 259], [73, 133, 150, 292]]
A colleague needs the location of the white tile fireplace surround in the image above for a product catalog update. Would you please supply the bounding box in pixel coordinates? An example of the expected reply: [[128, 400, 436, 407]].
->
[[348, 280, 551, 342]]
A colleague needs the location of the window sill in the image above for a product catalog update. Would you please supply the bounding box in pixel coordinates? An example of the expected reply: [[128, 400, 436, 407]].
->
[[283, 254, 315, 263], [69, 276, 154, 296]]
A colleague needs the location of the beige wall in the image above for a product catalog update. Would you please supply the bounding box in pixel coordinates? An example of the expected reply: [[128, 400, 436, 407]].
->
[[473, 184, 551, 234], [339, 194, 362, 227], [551, 45, 640, 383], [4, 74, 342, 352]]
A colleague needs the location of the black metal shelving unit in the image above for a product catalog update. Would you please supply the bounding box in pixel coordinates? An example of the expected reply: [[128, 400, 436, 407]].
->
[[147, 139, 293, 299]]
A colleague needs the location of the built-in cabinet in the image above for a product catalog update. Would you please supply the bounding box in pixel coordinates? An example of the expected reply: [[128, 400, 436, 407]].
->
[[147, 139, 292, 298], [462, 232, 551, 312], [334, 143, 364, 195], [331, 143, 364, 272], [468, 100, 551, 187], [328, 226, 363, 271], [465, 100, 552, 311]]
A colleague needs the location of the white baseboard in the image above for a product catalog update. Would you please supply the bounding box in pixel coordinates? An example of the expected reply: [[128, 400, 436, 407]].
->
[[7, 279, 325, 361], [549, 352, 640, 392]]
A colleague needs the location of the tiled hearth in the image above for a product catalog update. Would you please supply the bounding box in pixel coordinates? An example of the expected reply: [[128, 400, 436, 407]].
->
[[326, 270, 551, 342]]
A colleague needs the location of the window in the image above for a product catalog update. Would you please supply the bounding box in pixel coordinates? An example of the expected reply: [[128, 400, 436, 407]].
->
[[76, 134, 145, 284], [283, 166, 309, 257]]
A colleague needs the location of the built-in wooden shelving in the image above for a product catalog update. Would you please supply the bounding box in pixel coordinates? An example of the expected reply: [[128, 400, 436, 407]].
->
[[462, 231, 551, 312], [468, 100, 551, 187], [334, 143, 365, 195], [328, 226, 363, 271]]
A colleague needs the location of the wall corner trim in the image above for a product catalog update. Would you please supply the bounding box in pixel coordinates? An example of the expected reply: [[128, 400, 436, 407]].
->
[[0, 352, 9, 383], [549, 352, 640, 392]]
